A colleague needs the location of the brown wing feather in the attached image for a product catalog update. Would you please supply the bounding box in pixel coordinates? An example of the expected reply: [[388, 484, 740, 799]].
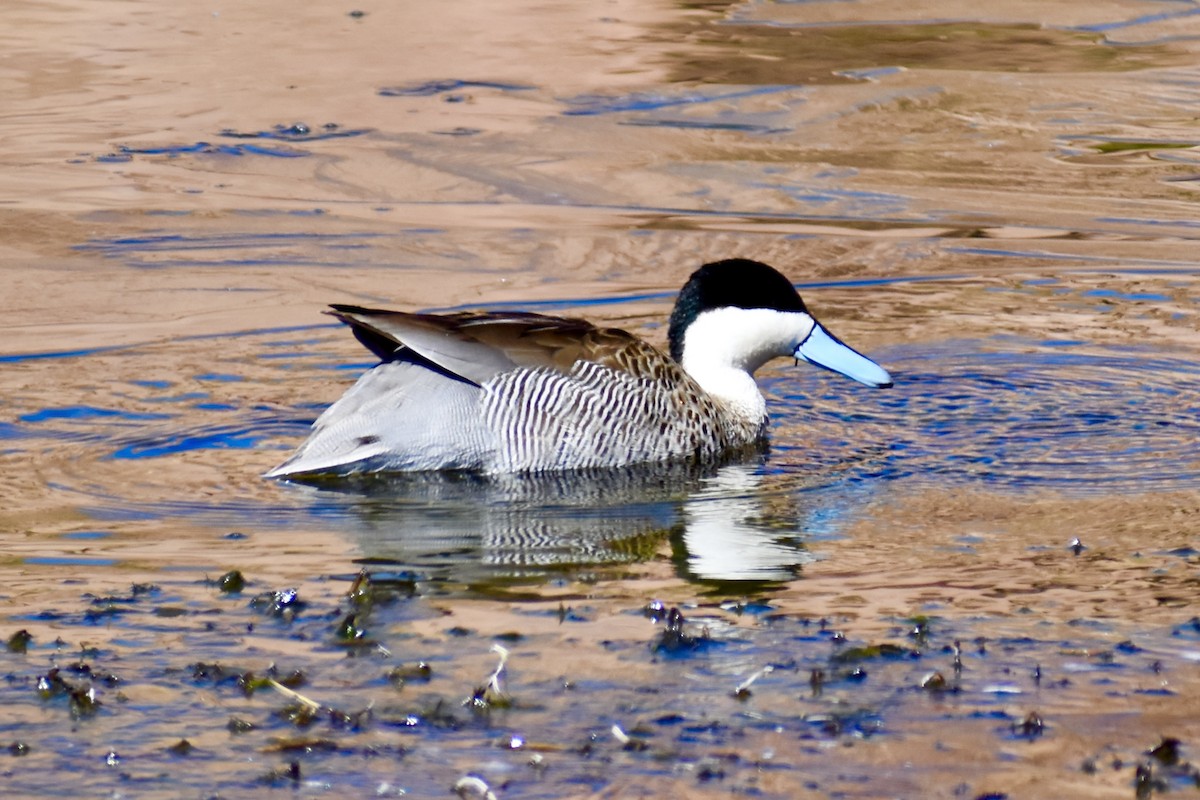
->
[[327, 305, 671, 385]]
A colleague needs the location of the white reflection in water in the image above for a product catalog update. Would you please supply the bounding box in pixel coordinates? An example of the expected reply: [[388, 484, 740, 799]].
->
[[304, 459, 835, 586], [679, 464, 816, 582]]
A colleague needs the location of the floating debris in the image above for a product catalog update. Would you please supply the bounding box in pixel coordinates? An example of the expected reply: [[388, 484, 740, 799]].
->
[[907, 615, 932, 645], [652, 607, 706, 654], [833, 643, 916, 664], [251, 672, 368, 731], [6, 629, 32, 653], [216, 569, 245, 594], [1012, 711, 1045, 739], [227, 717, 256, 735], [249, 588, 305, 621], [643, 599, 668, 622], [334, 612, 368, 643], [610, 723, 649, 752], [1135, 761, 1163, 799], [346, 570, 373, 607], [693, 756, 726, 781], [802, 708, 884, 740], [388, 662, 432, 689], [266, 677, 322, 713], [1148, 736, 1181, 766], [1086, 138, 1197, 154], [1069, 537, 1085, 556], [346, 569, 417, 607], [453, 774, 498, 800], [237, 667, 304, 697], [166, 739, 194, 756], [327, 706, 373, 731], [263, 737, 340, 754], [399, 698, 463, 731], [275, 703, 318, 728], [732, 665, 774, 700], [465, 645, 511, 711], [259, 760, 302, 787], [36, 667, 102, 718], [919, 671, 948, 691]]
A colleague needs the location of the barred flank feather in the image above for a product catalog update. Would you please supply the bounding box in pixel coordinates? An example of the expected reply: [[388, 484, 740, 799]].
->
[[481, 359, 763, 472]]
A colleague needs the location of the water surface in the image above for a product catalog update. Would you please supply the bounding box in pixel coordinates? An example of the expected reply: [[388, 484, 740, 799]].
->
[[2, 1, 1200, 797]]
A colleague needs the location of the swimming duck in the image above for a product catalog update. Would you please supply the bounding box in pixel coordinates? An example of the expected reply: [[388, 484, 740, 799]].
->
[[265, 258, 891, 477]]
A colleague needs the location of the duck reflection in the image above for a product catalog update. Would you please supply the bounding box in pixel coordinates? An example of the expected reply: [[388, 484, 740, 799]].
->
[[289, 459, 834, 587], [670, 463, 814, 584]]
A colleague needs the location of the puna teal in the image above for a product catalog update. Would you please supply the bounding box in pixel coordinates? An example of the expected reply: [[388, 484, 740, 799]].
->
[[265, 259, 891, 477]]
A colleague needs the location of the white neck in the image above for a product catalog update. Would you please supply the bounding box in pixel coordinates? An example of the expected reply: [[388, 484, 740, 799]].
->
[[679, 307, 815, 424]]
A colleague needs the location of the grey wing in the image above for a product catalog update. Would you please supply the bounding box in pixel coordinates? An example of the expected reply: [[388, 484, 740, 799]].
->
[[264, 361, 493, 477]]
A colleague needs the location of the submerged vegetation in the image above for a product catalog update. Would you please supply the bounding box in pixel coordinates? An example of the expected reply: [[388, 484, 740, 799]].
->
[[3, 565, 1198, 797]]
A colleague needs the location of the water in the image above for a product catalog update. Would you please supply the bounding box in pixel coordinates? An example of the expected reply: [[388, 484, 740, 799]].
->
[[3, 1, 1200, 797]]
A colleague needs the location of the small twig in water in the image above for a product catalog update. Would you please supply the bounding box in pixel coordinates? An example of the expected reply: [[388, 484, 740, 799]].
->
[[486, 644, 509, 697], [266, 678, 321, 711], [733, 664, 774, 699]]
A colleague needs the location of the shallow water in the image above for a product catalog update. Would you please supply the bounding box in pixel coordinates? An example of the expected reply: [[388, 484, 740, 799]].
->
[[3, 1, 1200, 797]]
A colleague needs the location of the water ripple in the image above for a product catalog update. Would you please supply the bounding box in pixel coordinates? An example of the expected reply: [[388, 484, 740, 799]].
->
[[769, 339, 1200, 493]]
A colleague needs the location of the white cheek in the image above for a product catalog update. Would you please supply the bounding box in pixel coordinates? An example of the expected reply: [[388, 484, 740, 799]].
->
[[682, 308, 815, 374], [678, 308, 815, 425]]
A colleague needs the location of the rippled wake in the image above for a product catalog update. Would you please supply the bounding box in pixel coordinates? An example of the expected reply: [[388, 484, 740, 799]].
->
[[769, 338, 1200, 494]]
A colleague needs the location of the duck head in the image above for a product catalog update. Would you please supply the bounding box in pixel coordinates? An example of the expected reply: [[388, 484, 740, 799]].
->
[[667, 259, 893, 390]]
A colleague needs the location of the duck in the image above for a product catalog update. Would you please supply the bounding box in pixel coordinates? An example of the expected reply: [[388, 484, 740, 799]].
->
[[265, 258, 891, 478]]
